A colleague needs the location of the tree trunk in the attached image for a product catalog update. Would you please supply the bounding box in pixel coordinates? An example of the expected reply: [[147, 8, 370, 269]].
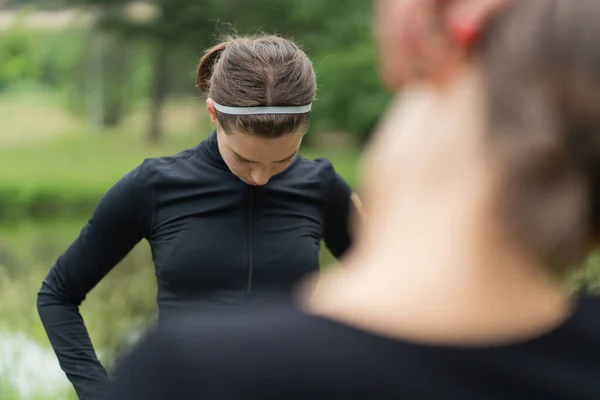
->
[[85, 28, 104, 134], [147, 43, 169, 144], [103, 38, 130, 128]]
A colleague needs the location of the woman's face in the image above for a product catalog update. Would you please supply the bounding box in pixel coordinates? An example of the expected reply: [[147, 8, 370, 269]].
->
[[217, 128, 303, 186], [206, 98, 304, 186]]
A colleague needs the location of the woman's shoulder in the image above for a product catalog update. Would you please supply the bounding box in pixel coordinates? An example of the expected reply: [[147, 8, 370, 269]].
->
[[139, 144, 203, 173], [132, 143, 212, 186], [286, 155, 346, 183]]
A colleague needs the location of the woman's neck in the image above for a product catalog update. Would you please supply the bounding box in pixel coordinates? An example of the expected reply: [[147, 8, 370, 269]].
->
[[303, 212, 573, 347]]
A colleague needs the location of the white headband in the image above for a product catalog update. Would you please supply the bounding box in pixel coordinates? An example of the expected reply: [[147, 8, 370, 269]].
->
[[213, 101, 312, 115]]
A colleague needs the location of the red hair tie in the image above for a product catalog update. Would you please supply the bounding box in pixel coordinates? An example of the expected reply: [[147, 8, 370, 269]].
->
[[447, 16, 482, 48]]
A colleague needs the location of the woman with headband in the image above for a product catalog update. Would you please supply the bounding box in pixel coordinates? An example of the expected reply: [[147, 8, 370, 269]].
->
[[37, 35, 361, 399], [103, 0, 600, 398]]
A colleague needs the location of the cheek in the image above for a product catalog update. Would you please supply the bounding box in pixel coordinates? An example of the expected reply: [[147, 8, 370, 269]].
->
[[227, 163, 249, 178], [220, 152, 248, 178]]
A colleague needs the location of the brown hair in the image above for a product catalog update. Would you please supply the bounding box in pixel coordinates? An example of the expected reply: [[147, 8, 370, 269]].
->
[[478, 0, 600, 275], [196, 35, 316, 139]]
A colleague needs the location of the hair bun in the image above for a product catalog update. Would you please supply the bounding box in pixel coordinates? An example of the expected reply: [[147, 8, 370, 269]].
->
[[196, 40, 232, 93]]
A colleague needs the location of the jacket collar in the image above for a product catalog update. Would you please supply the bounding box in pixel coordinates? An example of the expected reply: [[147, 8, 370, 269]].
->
[[200, 130, 229, 171]]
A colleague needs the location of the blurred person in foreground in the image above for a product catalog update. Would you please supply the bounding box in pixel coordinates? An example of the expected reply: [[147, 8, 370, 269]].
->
[[37, 35, 360, 400], [102, 0, 600, 398]]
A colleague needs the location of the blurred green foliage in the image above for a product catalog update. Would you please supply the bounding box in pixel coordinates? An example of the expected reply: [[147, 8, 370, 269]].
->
[[0, 16, 39, 89], [0, 0, 391, 141], [311, 44, 392, 144], [0, 16, 85, 91]]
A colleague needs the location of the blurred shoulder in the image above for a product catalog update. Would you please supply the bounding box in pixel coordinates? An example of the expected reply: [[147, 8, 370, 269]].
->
[[138, 144, 202, 174], [108, 301, 366, 399], [151, 301, 342, 366]]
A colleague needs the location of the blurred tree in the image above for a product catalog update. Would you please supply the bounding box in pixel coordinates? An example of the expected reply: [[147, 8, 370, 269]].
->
[[61, 0, 387, 143], [101, 35, 130, 127], [62, 0, 221, 142], [290, 0, 391, 144], [310, 43, 391, 145]]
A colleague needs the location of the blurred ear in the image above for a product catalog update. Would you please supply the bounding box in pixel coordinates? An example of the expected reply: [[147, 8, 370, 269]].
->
[[433, 0, 516, 87], [372, 0, 410, 89], [206, 98, 217, 123], [428, 46, 469, 91], [373, 0, 502, 91], [372, 0, 460, 91]]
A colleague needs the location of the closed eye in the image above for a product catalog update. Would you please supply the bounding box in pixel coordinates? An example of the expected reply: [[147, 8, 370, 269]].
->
[[276, 157, 295, 164], [233, 153, 296, 165]]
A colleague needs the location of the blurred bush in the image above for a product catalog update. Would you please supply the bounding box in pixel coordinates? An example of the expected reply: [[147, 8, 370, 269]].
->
[[570, 254, 600, 296], [310, 44, 391, 144], [0, 16, 40, 90]]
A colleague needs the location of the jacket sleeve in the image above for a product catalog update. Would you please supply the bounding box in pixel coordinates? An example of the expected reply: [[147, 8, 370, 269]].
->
[[322, 165, 362, 259], [37, 164, 154, 400]]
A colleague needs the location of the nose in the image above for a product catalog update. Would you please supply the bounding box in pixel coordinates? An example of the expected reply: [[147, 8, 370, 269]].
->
[[249, 169, 271, 186]]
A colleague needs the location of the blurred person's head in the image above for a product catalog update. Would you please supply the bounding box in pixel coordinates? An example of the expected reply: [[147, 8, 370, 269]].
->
[[197, 35, 316, 186], [357, 0, 600, 281]]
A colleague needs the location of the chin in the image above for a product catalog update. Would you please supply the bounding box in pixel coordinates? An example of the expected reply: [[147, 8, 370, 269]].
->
[[239, 176, 260, 186]]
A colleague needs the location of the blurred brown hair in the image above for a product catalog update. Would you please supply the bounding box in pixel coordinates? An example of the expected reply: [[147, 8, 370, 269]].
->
[[196, 35, 316, 139], [478, 0, 600, 275]]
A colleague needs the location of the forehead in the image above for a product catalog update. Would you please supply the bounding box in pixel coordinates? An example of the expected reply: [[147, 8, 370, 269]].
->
[[223, 131, 303, 162]]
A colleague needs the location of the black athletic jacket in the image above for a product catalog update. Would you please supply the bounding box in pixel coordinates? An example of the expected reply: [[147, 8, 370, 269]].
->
[[37, 131, 355, 399]]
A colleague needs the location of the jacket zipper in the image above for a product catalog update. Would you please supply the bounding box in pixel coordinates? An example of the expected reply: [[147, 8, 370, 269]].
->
[[246, 186, 254, 294]]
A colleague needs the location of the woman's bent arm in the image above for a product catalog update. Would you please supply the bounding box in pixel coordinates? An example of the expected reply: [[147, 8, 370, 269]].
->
[[37, 163, 154, 399]]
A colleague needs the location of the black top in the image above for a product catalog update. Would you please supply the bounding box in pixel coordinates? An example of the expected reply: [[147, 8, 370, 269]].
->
[[37, 132, 354, 400], [104, 296, 600, 400]]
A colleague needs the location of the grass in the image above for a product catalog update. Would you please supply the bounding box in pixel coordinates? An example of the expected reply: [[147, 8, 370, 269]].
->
[[0, 90, 84, 146], [0, 131, 360, 220], [0, 91, 361, 220], [0, 127, 358, 188]]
